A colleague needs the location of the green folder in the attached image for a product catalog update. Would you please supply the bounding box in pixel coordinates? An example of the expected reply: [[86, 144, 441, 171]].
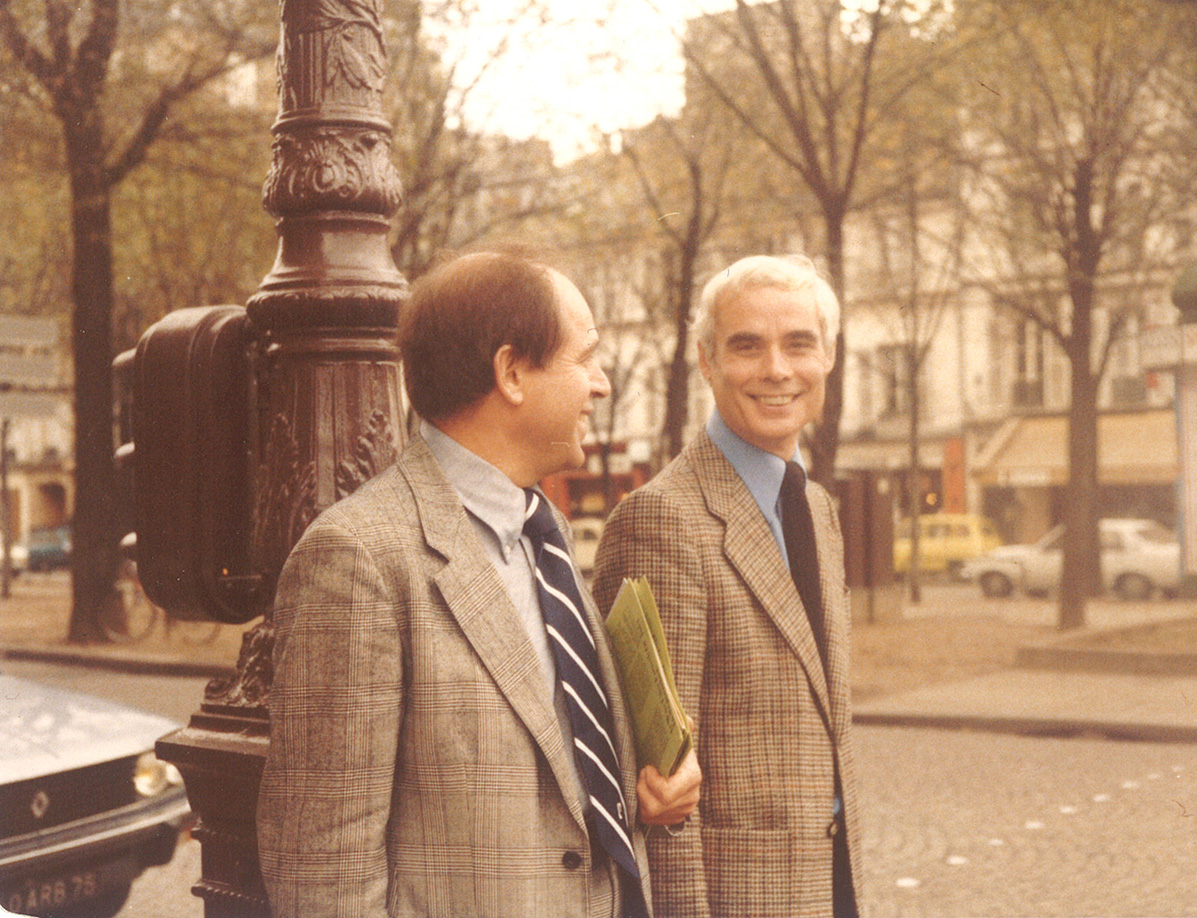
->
[[604, 577, 693, 776]]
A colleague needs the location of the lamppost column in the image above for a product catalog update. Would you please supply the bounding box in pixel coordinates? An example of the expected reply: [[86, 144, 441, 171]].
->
[[155, 0, 407, 913]]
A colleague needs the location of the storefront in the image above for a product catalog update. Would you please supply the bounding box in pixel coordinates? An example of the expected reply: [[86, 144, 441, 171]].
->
[[970, 409, 1178, 543]]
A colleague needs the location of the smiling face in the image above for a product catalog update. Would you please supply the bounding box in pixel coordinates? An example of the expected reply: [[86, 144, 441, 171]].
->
[[699, 284, 835, 460], [517, 270, 611, 479]]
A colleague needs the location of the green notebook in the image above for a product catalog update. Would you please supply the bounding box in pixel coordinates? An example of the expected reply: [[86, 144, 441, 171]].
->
[[604, 577, 693, 776]]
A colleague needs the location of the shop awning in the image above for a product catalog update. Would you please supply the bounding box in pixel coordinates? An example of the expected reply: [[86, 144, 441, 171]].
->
[[972, 409, 1178, 487]]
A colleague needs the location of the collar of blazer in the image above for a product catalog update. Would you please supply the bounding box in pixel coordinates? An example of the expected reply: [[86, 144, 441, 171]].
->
[[687, 430, 833, 722], [393, 433, 637, 829]]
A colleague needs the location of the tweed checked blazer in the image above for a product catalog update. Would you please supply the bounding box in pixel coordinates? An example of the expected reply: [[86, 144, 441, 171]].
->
[[258, 434, 652, 918], [592, 431, 863, 918]]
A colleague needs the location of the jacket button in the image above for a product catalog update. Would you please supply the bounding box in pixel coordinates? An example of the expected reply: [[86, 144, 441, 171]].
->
[[826, 818, 840, 838], [562, 850, 583, 870]]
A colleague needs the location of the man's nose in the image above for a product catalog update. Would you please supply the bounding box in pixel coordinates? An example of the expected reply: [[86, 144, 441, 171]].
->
[[762, 344, 792, 378], [592, 365, 612, 398]]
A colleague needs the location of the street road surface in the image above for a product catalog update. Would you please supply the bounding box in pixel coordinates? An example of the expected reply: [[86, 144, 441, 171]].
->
[[859, 726, 1196, 917], [6, 662, 1194, 917]]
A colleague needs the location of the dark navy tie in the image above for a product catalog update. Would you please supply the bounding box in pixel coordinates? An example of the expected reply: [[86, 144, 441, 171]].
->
[[781, 461, 828, 670], [523, 489, 640, 880]]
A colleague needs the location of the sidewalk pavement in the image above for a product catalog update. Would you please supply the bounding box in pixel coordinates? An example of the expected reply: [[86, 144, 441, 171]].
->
[[855, 584, 1197, 744], [853, 669, 1197, 744], [0, 572, 245, 679], [3, 573, 1197, 743]]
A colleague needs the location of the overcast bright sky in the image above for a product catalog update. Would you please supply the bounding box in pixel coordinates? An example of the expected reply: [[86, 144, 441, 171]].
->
[[442, 0, 892, 160], [443, 0, 727, 161]]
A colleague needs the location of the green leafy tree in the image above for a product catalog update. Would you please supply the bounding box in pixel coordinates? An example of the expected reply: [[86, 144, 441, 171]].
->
[[679, 0, 957, 484], [111, 91, 275, 348], [622, 111, 739, 461], [957, 0, 1197, 629], [0, 0, 274, 640], [0, 56, 69, 317]]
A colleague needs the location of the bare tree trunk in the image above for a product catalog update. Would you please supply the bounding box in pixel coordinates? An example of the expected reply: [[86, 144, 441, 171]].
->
[[1059, 298, 1101, 630], [1058, 160, 1102, 631], [662, 247, 698, 460], [810, 209, 846, 485], [64, 113, 119, 643]]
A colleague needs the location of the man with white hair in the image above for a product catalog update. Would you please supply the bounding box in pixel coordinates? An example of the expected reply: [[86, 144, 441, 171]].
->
[[594, 255, 862, 918]]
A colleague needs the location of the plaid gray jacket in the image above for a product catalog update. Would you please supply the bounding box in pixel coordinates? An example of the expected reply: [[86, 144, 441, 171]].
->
[[258, 434, 652, 918], [593, 431, 863, 918]]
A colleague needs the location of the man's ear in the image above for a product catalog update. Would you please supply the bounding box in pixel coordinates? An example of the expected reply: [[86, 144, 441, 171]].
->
[[697, 341, 714, 383], [493, 343, 526, 406], [823, 336, 837, 371]]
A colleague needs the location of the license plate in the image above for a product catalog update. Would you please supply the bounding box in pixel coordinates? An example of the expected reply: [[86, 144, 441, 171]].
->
[[5, 872, 97, 915], [2, 856, 136, 916]]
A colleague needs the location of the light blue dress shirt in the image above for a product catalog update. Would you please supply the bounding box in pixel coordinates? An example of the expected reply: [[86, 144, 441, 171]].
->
[[705, 410, 804, 557], [421, 421, 587, 802]]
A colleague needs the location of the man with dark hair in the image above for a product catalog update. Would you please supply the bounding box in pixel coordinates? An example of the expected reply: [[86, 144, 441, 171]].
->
[[258, 250, 700, 918], [594, 255, 862, 918]]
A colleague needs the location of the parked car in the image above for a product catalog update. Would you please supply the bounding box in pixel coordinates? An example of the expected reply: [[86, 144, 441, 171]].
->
[[25, 527, 71, 573], [960, 518, 1181, 600], [893, 513, 1004, 579], [0, 672, 190, 918], [570, 517, 604, 574]]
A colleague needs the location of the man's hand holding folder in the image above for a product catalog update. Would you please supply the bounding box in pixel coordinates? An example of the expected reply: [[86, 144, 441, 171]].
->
[[605, 577, 701, 827]]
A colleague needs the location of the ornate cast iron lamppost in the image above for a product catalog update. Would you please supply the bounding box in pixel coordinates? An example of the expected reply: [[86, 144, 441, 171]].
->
[[148, 0, 408, 913]]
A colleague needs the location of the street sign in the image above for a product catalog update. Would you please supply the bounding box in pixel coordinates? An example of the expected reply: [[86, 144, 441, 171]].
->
[[0, 354, 58, 387], [0, 316, 57, 348], [1140, 324, 1197, 370], [0, 391, 61, 417], [0, 316, 65, 416]]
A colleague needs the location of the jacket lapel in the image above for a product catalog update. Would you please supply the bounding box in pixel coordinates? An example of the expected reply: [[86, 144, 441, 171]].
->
[[689, 433, 833, 721], [396, 437, 589, 828]]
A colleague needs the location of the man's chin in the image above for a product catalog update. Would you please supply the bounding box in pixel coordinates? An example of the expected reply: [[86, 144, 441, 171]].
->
[[543, 440, 586, 475]]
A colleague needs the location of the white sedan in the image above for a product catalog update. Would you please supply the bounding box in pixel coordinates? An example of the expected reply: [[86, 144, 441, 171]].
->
[[960, 518, 1181, 601], [0, 673, 190, 917]]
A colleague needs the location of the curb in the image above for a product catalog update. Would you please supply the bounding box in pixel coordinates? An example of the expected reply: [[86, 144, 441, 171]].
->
[[2, 644, 235, 679], [852, 710, 1197, 745], [1016, 643, 1197, 676]]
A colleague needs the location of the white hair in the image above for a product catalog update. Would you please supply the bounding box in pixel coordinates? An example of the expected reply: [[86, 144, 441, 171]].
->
[[694, 254, 841, 356]]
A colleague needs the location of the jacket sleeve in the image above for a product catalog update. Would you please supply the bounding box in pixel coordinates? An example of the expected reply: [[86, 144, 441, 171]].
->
[[257, 514, 404, 918], [594, 489, 712, 918]]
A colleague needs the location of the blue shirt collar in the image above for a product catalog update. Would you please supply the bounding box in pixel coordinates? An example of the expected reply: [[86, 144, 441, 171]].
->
[[421, 420, 528, 557], [705, 410, 804, 523]]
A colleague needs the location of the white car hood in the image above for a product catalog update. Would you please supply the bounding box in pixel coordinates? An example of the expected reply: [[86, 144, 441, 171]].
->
[[0, 674, 181, 784]]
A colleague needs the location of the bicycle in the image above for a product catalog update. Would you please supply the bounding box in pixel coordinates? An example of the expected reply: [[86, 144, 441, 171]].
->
[[102, 560, 222, 645]]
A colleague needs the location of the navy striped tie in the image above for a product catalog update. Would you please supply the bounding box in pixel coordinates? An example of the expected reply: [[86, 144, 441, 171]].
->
[[523, 489, 640, 879]]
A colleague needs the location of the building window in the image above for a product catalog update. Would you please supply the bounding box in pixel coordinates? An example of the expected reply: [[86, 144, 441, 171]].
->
[[1108, 310, 1146, 406], [1011, 318, 1045, 407]]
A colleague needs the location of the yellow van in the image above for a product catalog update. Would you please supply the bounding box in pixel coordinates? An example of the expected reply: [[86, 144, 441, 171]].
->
[[893, 513, 1004, 579]]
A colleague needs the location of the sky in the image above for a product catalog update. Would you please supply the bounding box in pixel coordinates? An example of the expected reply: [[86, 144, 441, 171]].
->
[[441, 0, 729, 161], [441, 0, 889, 160]]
